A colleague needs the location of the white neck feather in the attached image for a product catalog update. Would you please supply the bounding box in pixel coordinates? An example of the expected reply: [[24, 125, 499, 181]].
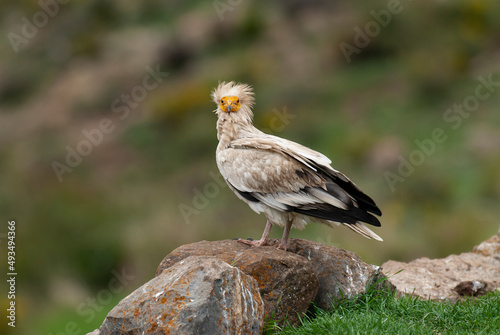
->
[[216, 106, 256, 150]]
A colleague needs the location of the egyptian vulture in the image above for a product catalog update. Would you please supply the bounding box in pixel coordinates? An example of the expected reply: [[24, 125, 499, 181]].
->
[[213, 81, 382, 250]]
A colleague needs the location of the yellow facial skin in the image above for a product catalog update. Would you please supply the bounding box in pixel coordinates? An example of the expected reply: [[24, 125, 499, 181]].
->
[[220, 96, 241, 113]]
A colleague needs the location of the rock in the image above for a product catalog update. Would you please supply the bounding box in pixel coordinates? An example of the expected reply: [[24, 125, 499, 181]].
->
[[86, 330, 100, 335], [157, 240, 319, 326], [156, 239, 389, 320], [232, 246, 319, 326], [472, 231, 500, 257], [381, 232, 500, 301], [95, 234, 500, 333], [156, 240, 250, 276], [283, 239, 394, 311], [100, 256, 263, 335]]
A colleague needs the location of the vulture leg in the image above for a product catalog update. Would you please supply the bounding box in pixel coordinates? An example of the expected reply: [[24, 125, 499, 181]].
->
[[238, 219, 273, 247], [277, 219, 293, 251]]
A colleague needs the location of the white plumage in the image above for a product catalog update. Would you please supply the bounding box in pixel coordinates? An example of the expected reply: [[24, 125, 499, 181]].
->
[[213, 81, 382, 250]]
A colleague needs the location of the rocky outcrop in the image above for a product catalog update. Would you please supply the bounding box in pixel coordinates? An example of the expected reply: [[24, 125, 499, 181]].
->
[[100, 256, 263, 335], [381, 232, 500, 301], [91, 238, 390, 334], [88, 233, 499, 335], [157, 239, 323, 326], [156, 239, 391, 320]]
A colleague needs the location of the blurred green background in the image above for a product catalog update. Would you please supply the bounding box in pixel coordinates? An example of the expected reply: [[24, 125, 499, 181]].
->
[[1, 0, 499, 333]]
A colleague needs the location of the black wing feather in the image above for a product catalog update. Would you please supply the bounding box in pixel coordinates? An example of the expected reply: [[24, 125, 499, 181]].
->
[[316, 165, 382, 216], [293, 198, 381, 227]]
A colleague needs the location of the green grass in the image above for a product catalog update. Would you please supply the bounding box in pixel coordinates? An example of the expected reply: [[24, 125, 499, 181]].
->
[[269, 289, 500, 335]]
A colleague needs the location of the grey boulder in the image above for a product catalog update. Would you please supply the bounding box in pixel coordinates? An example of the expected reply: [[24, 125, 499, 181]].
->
[[100, 256, 263, 335]]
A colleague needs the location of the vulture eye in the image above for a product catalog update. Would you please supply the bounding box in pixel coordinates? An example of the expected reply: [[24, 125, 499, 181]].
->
[[236, 99, 240, 103], [220, 99, 224, 104]]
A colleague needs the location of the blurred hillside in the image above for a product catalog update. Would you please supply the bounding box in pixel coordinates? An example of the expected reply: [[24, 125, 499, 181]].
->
[[1, 0, 500, 333]]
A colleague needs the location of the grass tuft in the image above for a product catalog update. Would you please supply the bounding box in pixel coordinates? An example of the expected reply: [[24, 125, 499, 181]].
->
[[273, 284, 500, 335]]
